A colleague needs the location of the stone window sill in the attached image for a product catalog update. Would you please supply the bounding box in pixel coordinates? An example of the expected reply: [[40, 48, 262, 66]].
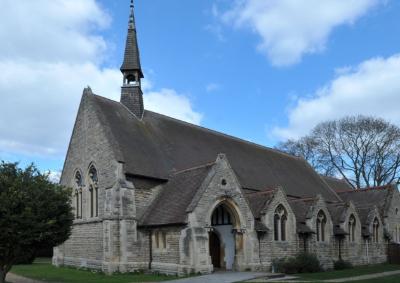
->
[[73, 217, 102, 225]]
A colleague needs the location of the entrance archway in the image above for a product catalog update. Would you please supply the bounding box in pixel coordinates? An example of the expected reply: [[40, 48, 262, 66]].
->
[[209, 202, 239, 270]]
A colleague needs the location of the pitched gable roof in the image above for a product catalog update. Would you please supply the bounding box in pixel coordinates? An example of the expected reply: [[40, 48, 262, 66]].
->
[[337, 186, 394, 217], [140, 163, 214, 226], [322, 176, 353, 192], [245, 189, 276, 218], [90, 94, 341, 202]]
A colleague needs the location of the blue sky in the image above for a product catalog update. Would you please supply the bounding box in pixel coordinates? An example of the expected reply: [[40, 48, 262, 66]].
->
[[1, 0, 400, 180]]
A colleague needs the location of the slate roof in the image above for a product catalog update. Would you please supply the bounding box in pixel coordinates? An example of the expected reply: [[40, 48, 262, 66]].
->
[[322, 176, 353, 192], [245, 190, 276, 218], [288, 198, 315, 234], [140, 164, 213, 226], [89, 94, 342, 203], [337, 186, 393, 217]]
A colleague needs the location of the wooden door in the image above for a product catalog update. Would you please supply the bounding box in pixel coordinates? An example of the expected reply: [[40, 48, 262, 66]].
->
[[209, 231, 221, 268]]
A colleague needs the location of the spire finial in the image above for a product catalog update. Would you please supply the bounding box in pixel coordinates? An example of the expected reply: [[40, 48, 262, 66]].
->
[[129, 0, 136, 29]]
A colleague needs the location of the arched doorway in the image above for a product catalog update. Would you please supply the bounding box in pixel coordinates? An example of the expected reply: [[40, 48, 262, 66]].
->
[[209, 203, 238, 270]]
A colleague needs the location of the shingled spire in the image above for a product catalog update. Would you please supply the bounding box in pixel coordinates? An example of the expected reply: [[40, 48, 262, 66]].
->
[[120, 0, 144, 118]]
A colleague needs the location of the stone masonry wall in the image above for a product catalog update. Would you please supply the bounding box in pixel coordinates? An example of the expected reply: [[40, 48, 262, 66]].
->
[[54, 91, 120, 270]]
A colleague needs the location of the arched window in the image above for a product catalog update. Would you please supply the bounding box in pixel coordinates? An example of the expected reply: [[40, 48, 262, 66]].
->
[[274, 214, 280, 241], [211, 205, 233, 226], [88, 165, 99, 217], [274, 205, 287, 241], [372, 218, 379, 243], [74, 190, 79, 219], [316, 210, 327, 242], [74, 171, 83, 219], [348, 215, 356, 242]]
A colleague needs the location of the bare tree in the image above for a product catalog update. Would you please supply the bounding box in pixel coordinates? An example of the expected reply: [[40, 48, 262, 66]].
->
[[278, 137, 336, 176], [278, 116, 400, 189]]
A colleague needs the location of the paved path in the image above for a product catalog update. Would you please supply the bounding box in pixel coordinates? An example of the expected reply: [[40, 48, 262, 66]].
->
[[6, 273, 45, 283], [6, 269, 400, 283], [168, 272, 269, 283], [246, 269, 400, 282], [323, 269, 400, 282]]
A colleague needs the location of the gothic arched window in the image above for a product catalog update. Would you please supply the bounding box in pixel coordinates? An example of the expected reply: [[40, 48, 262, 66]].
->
[[274, 205, 288, 241], [316, 210, 327, 242], [372, 218, 379, 243], [88, 165, 99, 218], [348, 215, 356, 242], [74, 171, 83, 219]]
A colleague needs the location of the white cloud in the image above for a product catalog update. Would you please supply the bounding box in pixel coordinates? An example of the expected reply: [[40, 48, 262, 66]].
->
[[0, 0, 202, 161], [0, 0, 110, 64], [145, 89, 203, 125], [48, 170, 62, 183], [274, 54, 400, 139], [220, 0, 383, 66]]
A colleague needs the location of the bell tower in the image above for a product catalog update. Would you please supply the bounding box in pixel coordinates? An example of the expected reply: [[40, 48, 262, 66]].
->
[[120, 0, 144, 118]]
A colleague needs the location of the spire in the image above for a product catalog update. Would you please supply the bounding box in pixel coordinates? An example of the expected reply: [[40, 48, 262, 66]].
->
[[120, 0, 143, 78], [129, 0, 136, 30], [120, 0, 144, 119]]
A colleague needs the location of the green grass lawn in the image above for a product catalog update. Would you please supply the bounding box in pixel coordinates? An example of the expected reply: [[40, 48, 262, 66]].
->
[[296, 263, 400, 281], [290, 264, 400, 283], [11, 258, 180, 283]]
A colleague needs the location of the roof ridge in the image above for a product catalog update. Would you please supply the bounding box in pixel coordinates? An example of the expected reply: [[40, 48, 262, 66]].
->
[[289, 197, 316, 203], [246, 188, 276, 196], [144, 110, 303, 161], [337, 186, 392, 194], [172, 162, 215, 175]]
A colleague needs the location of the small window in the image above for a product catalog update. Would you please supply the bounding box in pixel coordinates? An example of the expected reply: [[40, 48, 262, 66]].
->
[[88, 165, 99, 218], [74, 171, 83, 219], [75, 190, 79, 219], [162, 232, 167, 249], [396, 208, 398, 215], [317, 210, 327, 242], [348, 215, 356, 242], [155, 231, 160, 249], [75, 171, 83, 187], [274, 205, 287, 241], [372, 218, 379, 243], [89, 166, 98, 183]]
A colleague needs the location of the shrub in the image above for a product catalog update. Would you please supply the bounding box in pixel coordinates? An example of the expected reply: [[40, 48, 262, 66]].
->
[[334, 259, 353, 270], [273, 252, 322, 274]]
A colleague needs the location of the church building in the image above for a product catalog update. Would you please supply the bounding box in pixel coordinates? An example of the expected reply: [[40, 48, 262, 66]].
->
[[53, 1, 400, 275]]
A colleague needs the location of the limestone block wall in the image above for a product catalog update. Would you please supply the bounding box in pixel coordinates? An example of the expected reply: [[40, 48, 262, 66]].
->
[[259, 189, 299, 271], [54, 221, 103, 269], [150, 227, 182, 275], [259, 232, 300, 271], [135, 185, 163, 220], [179, 227, 212, 275], [54, 92, 120, 269], [385, 190, 400, 242]]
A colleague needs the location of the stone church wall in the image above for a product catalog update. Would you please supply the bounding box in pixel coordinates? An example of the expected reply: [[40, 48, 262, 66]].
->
[[54, 221, 103, 269], [150, 227, 182, 275], [54, 92, 120, 270], [385, 189, 400, 242]]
